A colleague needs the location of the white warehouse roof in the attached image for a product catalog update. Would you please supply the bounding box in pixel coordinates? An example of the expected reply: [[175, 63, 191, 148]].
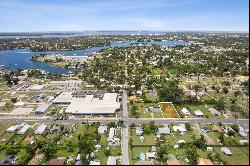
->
[[65, 93, 120, 115]]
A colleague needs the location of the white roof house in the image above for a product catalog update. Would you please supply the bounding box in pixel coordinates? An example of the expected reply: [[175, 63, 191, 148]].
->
[[107, 156, 116, 165], [98, 126, 108, 135], [17, 123, 30, 135], [136, 126, 143, 135], [157, 126, 171, 135], [173, 124, 187, 133], [194, 110, 203, 117], [180, 108, 190, 115], [221, 147, 232, 156], [34, 124, 47, 135], [6, 125, 20, 133]]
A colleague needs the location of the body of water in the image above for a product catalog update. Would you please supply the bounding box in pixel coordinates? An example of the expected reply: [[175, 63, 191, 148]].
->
[[0, 40, 187, 74]]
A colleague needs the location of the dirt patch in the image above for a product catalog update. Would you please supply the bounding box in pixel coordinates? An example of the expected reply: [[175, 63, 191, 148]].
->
[[159, 102, 179, 118]]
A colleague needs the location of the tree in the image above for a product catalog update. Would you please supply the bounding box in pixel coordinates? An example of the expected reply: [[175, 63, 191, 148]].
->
[[104, 147, 110, 156], [185, 123, 192, 132], [215, 98, 225, 111], [157, 80, 184, 104], [227, 130, 235, 136], [117, 120, 124, 128], [222, 87, 229, 94], [218, 133, 225, 144], [231, 124, 239, 133], [185, 144, 199, 165], [157, 145, 169, 164]]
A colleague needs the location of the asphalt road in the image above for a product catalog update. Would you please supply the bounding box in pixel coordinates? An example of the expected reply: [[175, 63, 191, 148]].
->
[[0, 117, 248, 128]]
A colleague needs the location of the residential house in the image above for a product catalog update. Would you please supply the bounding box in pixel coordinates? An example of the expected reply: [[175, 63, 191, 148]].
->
[[180, 108, 190, 115], [173, 124, 187, 133], [194, 110, 204, 117], [157, 125, 171, 135]]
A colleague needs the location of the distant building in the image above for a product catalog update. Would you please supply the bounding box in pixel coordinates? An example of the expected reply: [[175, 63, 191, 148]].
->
[[49, 80, 82, 86], [28, 84, 46, 91]]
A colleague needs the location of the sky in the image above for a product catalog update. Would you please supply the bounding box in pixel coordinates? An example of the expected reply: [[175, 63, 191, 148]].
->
[[0, 0, 249, 32]]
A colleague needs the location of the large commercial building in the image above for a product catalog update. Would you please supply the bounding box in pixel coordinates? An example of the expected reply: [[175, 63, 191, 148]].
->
[[52, 92, 120, 116], [65, 93, 120, 116]]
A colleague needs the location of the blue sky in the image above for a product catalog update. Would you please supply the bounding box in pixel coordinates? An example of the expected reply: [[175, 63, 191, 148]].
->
[[0, 0, 248, 32]]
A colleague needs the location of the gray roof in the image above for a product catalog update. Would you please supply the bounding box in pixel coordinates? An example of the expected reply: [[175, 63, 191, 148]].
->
[[35, 103, 51, 114], [157, 126, 171, 134], [148, 107, 161, 113]]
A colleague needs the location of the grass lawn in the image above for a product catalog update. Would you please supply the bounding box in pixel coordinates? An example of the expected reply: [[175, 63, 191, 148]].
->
[[130, 129, 156, 146], [129, 103, 161, 118], [130, 146, 152, 164], [214, 147, 249, 165]]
